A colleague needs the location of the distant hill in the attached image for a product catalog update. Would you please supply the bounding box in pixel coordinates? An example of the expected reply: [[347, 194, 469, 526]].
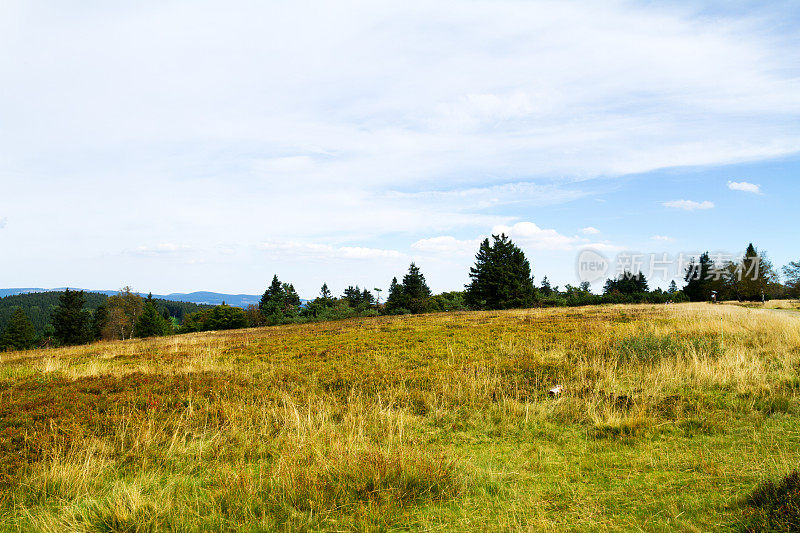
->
[[0, 288, 270, 308], [155, 292, 264, 308], [0, 291, 211, 336]]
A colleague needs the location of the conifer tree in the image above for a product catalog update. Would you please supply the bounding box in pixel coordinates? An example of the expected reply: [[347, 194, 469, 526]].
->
[[134, 301, 170, 337], [320, 283, 332, 301], [465, 234, 535, 310], [668, 280, 678, 294], [342, 285, 362, 307], [401, 263, 432, 314], [603, 271, 649, 295], [51, 288, 93, 345], [385, 277, 404, 314], [540, 276, 553, 296], [683, 253, 713, 302], [0, 307, 36, 350], [259, 275, 301, 322], [92, 304, 108, 340], [735, 243, 776, 301]]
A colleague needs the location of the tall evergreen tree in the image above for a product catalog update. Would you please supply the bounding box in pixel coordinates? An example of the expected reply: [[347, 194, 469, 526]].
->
[[385, 277, 404, 314], [320, 283, 332, 301], [260, 275, 284, 312], [603, 271, 649, 295], [734, 243, 776, 301], [92, 304, 108, 340], [134, 301, 170, 337], [0, 307, 36, 350], [464, 234, 535, 310], [342, 285, 363, 307], [539, 276, 553, 296], [683, 253, 713, 302], [667, 280, 678, 294], [259, 275, 301, 322], [401, 263, 432, 314], [361, 288, 375, 307], [51, 288, 93, 345]]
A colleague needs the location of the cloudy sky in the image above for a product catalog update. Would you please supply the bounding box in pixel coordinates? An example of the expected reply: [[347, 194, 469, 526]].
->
[[2, 0, 799, 297]]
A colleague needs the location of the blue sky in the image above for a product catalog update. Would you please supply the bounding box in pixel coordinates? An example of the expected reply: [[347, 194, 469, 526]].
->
[[1, 0, 798, 298]]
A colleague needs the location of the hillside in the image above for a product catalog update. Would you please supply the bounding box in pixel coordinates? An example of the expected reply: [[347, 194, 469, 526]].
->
[[0, 304, 797, 530], [0, 288, 265, 308], [0, 291, 210, 335]]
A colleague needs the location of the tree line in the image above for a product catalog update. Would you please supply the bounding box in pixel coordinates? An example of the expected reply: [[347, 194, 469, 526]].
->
[[2, 235, 799, 351]]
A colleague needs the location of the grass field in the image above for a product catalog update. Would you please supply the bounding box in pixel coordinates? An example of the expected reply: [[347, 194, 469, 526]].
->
[[0, 303, 798, 531]]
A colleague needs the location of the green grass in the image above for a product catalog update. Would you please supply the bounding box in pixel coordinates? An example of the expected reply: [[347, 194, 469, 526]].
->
[[0, 303, 798, 531]]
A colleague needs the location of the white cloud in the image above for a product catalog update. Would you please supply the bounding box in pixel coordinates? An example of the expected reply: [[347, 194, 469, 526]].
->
[[580, 242, 625, 253], [662, 200, 715, 211], [727, 180, 761, 194], [260, 241, 403, 261], [411, 236, 481, 255], [131, 243, 192, 256], [492, 222, 580, 251], [581, 227, 600, 235], [0, 217, 7, 229], [414, 225, 623, 257], [651, 235, 674, 241]]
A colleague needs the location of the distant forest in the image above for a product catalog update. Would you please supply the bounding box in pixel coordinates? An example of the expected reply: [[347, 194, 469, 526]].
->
[[0, 291, 209, 336]]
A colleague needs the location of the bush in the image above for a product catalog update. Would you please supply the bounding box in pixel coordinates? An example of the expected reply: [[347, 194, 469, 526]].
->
[[181, 305, 247, 332]]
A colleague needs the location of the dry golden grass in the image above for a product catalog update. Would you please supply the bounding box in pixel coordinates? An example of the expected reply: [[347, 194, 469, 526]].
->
[[0, 303, 798, 531]]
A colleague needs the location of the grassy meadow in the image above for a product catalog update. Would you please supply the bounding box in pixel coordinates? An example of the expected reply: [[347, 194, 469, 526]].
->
[[0, 303, 798, 531]]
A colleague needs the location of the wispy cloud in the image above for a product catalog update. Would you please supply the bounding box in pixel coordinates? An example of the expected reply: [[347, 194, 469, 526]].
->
[[492, 222, 580, 251], [131, 243, 192, 256], [651, 235, 674, 241], [411, 236, 482, 255], [260, 241, 403, 261], [727, 181, 761, 194], [663, 200, 715, 211], [0, 217, 7, 229], [581, 227, 600, 235]]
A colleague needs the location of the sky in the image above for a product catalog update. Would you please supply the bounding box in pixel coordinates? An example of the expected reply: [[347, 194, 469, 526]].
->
[[1, 0, 799, 298]]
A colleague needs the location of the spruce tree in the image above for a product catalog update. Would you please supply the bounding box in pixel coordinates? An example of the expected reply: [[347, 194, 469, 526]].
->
[[259, 275, 301, 323], [134, 301, 169, 337], [0, 307, 36, 350], [385, 277, 405, 314], [92, 304, 108, 340], [540, 276, 553, 296], [465, 234, 535, 310], [51, 288, 93, 345], [683, 253, 713, 302], [604, 271, 649, 295], [401, 263, 432, 314], [668, 280, 678, 294], [342, 286, 362, 307], [260, 275, 284, 315], [320, 283, 332, 301], [735, 243, 775, 301]]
